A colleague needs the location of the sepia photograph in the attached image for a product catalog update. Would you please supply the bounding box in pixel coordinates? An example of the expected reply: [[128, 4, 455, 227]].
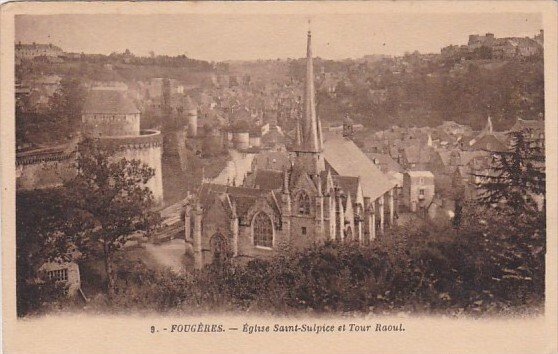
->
[[1, 2, 557, 353]]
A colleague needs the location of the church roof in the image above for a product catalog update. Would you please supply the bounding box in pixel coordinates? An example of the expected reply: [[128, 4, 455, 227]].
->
[[324, 135, 395, 201], [332, 175, 359, 201], [198, 183, 281, 221], [83, 89, 140, 114], [250, 170, 284, 190]]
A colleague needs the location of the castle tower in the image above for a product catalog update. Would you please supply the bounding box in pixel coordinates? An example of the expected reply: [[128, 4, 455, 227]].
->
[[185, 96, 198, 138], [486, 116, 493, 135], [161, 78, 174, 130], [82, 89, 164, 205], [291, 30, 325, 176]]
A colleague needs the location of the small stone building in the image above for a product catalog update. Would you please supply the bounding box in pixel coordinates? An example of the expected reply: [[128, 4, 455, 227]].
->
[[39, 261, 81, 296]]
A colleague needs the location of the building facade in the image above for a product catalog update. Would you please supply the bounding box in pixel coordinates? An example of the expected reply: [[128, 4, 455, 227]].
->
[[402, 171, 435, 213], [15, 42, 63, 61]]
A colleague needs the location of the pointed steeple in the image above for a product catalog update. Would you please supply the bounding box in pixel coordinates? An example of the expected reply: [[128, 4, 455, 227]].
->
[[291, 29, 325, 176], [295, 108, 302, 146], [486, 116, 493, 135], [297, 30, 323, 153]]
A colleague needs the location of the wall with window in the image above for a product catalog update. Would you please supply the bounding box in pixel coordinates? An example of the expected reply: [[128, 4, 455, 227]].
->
[[200, 199, 233, 266], [402, 172, 435, 213], [39, 261, 81, 296], [290, 189, 326, 248], [237, 209, 286, 259]]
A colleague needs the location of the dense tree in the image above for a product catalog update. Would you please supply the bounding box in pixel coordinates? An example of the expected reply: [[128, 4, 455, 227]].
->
[[62, 139, 161, 299], [16, 189, 72, 316], [48, 77, 87, 132], [473, 130, 545, 216]]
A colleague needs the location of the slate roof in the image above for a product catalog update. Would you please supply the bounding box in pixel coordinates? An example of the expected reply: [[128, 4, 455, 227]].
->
[[83, 90, 140, 114], [460, 150, 490, 167], [470, 134, 507, 152], [252, 151, 291, 172], [332, 175, 359, 201], [251, 170, 284, 190], [403, 145, 438, 165], [199, 183, 228, 209], [198, 183, 281, 221], [323, 135, 395, 201], [365, 152, 405, 173]]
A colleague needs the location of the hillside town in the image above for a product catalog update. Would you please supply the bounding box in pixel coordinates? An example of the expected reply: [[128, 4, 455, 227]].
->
[[16, 28, 546, 316]]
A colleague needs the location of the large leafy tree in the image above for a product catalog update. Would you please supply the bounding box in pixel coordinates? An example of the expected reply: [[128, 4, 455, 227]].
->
[[63, 139, 161, 299]]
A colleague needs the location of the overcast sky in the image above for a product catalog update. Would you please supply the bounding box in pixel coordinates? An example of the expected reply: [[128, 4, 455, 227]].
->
[[15, 13, 542, 61]]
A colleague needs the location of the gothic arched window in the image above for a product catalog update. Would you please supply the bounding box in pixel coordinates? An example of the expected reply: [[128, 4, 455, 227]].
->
[[253, 212, 273, 248], [297, 190, 311, 215]]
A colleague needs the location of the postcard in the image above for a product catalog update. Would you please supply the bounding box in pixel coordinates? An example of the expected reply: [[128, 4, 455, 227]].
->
[[1, 1, 556, 353]]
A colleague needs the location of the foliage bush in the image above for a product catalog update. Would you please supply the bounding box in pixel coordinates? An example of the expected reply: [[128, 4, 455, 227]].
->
[[101, 205, 543, 317]]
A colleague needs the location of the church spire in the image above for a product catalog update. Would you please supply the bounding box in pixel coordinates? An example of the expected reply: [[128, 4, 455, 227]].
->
[[291, 29, 325, 176], [298, 29, 323, 153]]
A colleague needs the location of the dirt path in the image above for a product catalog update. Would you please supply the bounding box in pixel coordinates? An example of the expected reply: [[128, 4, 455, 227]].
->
[[143, 239, 187, 274]]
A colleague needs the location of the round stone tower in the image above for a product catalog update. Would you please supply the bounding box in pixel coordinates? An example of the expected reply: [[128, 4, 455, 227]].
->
[[82, 89, 164, 204], [184, 96, 198, 138]]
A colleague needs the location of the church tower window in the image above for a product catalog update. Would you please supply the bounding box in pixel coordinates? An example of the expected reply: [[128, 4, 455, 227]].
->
[[253, 212, 273, 248], [297, 190, 311, 215]]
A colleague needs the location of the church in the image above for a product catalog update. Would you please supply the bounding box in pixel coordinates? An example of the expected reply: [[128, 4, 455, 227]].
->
[[185, 31, 397, 268]]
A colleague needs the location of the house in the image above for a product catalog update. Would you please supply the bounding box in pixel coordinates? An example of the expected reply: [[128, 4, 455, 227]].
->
[[402, 171, 435, 214], [468, 116, 507, 152]]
